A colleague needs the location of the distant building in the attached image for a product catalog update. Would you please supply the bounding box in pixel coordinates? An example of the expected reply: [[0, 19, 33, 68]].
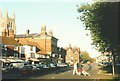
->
[[57, 47, 66, 63], [0, 9, 16, 37], [65, 44, 81, 64], [96, 52, 112, 63]]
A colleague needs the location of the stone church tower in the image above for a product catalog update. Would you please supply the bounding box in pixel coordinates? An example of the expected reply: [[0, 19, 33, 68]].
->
[[0, 9, 16, 37]]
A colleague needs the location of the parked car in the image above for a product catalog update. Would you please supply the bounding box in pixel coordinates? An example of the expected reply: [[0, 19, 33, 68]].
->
[[35, 64, 44, 70], [48, 63, 56, 69], [35, 64, 49, 70], [98, 62, 111, 67], [57, 63, 68, 68], [43, 64, 49, 69], [20, 65, 34, 74]]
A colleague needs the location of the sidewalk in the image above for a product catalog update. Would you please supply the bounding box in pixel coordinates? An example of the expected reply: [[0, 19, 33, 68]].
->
[[98, 65, 120, 79]]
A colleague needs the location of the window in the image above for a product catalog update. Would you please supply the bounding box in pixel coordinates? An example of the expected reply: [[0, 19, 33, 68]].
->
[[30, 46, 33, 51], [14, 46, 18, 50], [31, 53, 35, 58], [11, 22, 12, 27], [2, 45, 5, 49]]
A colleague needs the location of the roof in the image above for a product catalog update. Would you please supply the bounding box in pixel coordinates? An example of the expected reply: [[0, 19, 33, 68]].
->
[[1, 36, 21, 46], [17, 38, 49, 55], [15, 33, 38, 38], [17, 38, 37, 46], [66, 46, 80, 54], [37, 51, 49, 55], [16, 33, 58, 40]]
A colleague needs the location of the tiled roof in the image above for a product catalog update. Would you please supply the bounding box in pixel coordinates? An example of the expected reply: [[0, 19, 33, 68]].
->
[[17, 38, 36, 46], [1, 36, 21, 46], [37, 51, 49, 55], [15, 33, 38, 38], [17, 38, 48, 55], [66, 46, 80, 53], [16, 33, 58, 40]]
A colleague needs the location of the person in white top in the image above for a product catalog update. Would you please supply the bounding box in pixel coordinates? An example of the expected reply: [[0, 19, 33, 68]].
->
[[81, 68, 90, 76], [73, 60, 79, 75]]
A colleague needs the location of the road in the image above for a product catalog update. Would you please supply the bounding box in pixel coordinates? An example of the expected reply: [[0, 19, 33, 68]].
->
[[2, 63, 114, 80], [28, 63, 112, 79]]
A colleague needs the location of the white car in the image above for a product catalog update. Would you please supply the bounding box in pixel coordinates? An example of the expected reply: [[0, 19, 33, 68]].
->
[[57, 63, 68, 67], [49, 63, 56, 68]]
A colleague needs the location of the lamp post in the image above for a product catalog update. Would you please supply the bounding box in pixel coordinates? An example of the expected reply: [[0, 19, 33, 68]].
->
[[4, 45, 7, 61]]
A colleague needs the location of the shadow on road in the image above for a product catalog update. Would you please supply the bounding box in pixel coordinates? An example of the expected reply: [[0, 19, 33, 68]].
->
[[2, 67, 73, 79]]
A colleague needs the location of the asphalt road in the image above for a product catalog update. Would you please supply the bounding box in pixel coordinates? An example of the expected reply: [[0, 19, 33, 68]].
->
[[2, 63, 114, 80], [28, 63, 109, 79]]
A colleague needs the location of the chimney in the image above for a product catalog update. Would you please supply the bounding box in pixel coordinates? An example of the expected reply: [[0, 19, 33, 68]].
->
[[26, 29, 30, 36], [49, 30, 53, 36], [41, 25, 46, 35]]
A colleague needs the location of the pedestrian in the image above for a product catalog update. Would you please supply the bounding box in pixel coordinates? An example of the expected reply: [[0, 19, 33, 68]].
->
[[73, 60, 79, 75], [77, 63, 82, 75], [81, 68, 90, 76]]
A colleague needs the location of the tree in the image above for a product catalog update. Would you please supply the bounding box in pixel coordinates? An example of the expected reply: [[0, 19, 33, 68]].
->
[[77, 1, 119, 75], [81, 51, 95, 63]]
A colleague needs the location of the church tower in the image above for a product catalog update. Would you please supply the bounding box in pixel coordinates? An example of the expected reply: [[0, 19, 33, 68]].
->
[[0, 9, 16, 37]]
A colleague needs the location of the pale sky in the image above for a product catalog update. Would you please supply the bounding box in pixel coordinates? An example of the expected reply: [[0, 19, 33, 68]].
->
[[0, 0, 101, 58]]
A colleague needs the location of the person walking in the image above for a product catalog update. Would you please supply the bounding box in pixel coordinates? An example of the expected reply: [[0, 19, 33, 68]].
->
[[73, 60, 79, 75]]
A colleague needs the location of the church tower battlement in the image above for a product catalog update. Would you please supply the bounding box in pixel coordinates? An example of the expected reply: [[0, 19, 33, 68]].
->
[[0, 9, 16, 37]]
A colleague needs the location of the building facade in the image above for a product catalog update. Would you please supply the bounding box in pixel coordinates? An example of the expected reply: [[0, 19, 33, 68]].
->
[[0, 10, 21, 58], [15, 25, 58, 64], [57, 47, 66, 63], [0, 9, 16, 37], [0, 10, 64, 65], [65, 45, 81, 65]]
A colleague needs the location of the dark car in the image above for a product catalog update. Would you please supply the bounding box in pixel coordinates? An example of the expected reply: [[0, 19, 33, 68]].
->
[[20, 65, 34, 74]]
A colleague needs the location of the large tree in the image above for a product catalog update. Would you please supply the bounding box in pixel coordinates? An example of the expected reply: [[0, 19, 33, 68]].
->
[[77, 1, 119, 75]]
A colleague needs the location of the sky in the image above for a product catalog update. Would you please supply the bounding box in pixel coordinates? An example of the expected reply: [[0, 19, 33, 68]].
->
[[0, 0, 101, 58]]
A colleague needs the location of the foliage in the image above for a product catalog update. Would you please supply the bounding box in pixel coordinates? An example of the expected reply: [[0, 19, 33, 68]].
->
[[77, 2, 118, 54], [81, 51, 95, 62]]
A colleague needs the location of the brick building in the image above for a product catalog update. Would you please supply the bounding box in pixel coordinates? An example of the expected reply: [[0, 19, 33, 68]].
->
[[65, 44, 81, 65], [15, 25, 58, 63], [0, 10, 65, 64]]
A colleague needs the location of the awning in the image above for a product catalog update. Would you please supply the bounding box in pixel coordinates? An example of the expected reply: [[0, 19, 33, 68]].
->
[[0, 59, 10, 63], [6, 58, 24, 62], [26, 58, 39, 62]]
